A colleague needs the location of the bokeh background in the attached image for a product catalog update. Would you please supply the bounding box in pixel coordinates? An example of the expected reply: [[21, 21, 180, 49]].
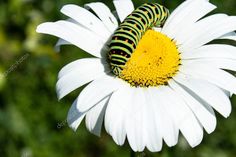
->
[[0, 0, 236, 157]]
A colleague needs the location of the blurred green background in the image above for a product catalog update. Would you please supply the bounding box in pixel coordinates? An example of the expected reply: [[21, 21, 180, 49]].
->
[[0, 0, 236, 157]]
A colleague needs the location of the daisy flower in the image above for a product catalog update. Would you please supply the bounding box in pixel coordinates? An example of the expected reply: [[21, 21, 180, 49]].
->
[[36, 0, 236, 152]]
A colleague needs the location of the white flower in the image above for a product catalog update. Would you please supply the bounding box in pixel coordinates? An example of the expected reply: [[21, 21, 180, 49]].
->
[[36, 0, 236, 152]]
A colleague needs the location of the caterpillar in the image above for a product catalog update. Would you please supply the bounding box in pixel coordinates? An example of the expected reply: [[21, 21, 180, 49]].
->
[[108, 3, 169, 76]]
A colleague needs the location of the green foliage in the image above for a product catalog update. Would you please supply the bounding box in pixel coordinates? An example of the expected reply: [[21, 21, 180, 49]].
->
[[0, 0, 236, 157]]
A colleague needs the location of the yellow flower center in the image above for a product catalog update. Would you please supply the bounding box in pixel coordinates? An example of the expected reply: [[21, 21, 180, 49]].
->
[[119, 29, 181, 87]]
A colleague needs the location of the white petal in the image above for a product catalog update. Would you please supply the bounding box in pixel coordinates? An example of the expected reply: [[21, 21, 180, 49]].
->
[[125, 88, 145, 152], [36, 20, 105, 58], [168, 80, 216, 133], [55, 39, 71, 52], [179, 15, 236, 52], [85, 96, 109, 136], [220, 31, 236, 40], [157, 86, 203, 147], [147, 87, 178, 147], [142, 92, 163, 152], [184, 58, 236, 72], [180, 63, 236, 94], [85, 2, 118, 32], [58, 58, 108, 79], [174, 73, 232, 118], [144, 89, 165, 151], [163, 0, 192, 32], [163, 0, 215, 39], [176, 14, 227, 46], [54, 18, 77, 52], [105, 83, 131, 145], [67, 98, 86, 131], [113, 0, 134, 22], [182, 44, 236, 59], [56, 58, 107, 99], [60, 4, 111, 39], [76, 75, 122, 113]]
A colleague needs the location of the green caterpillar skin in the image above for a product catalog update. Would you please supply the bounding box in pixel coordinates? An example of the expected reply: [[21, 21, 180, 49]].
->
[[108, 3, 169, 76]]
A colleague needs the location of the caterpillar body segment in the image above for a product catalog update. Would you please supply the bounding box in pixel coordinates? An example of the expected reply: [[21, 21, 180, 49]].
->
[[108, 3, 170, 76]]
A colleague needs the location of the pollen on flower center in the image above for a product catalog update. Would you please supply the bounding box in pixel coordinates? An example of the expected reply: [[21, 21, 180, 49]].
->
[[119, 29, 181, 87]]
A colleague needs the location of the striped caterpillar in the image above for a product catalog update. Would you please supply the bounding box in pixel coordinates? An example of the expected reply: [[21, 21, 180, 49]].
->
[[108, 3, 169, 76]]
